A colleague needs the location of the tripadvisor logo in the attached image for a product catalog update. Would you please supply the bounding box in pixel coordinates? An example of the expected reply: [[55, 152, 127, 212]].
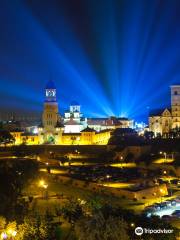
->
[[135, 227, 174, 236], [135, 227, 143, 236]]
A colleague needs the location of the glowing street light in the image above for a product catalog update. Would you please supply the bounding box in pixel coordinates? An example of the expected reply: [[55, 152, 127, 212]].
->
[[159, 151, 167, 163], [7, 229, 17, 237], [43, 184, 48, 189], [160, 188, 164, 193], [39, 179, 48, 199], [39, 180, 48, 189], [1, 232, 7, 240], [39, 180, 45, 187], [130, 223, 135, 227]]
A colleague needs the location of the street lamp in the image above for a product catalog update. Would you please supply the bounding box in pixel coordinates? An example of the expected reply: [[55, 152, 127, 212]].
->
[[39, 180, 48, 189], [159, 151, 167, 163], [164, 152, 167, 163], [120, 156, 123, 168], [130, 223, 135, 228], [160, 188, 164, 193], [39, 180, 48, 198], [43, 184, 48, 189], [106, 175, 110, 179], [39, 180, 45, 187]]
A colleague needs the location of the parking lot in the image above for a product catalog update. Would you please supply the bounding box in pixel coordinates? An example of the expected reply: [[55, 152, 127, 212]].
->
[[144, 197, 180, 220]]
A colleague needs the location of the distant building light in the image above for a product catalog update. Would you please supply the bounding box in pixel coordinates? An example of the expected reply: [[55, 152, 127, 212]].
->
[[33, 127, 38, 134]]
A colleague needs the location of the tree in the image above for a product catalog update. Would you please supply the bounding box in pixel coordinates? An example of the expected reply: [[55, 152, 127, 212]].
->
[[86, 195, 103, 213], [125, 153, 134, 163], [0, 160, 38, 218], [43, 210, 54, 240], [0, 217, 17, 240], [0, 216, 6, 231], [61, 198, 83, 225], [75, 212, 129, 240], [144, 131, 154, 140], [0, 130, 14, 145], [16, 214, 58, 240]]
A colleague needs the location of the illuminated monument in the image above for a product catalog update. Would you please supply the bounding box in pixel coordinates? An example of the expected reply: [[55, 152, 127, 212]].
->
[[149, 85, 180, 136], [42, 80, 60, 142], [64, 101, 87, 133], [11, 80, 133, 145]]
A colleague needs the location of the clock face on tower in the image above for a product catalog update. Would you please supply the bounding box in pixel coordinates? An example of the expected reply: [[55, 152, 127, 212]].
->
[[46, 89, 56, 97]]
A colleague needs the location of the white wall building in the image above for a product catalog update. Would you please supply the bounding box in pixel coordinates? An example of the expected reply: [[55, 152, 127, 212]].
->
[[149, 85, 180, 136]]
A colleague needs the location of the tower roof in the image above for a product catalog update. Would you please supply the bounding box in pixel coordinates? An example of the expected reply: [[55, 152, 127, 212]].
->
[[46, 80, 56, 89]]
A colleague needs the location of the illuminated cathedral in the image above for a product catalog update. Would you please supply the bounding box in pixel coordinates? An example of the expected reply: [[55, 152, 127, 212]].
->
[[149, 85, 180, 136], [11, 80, 133, 145]]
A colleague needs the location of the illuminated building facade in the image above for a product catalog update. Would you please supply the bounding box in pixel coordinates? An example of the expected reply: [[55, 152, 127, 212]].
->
[[11, 80, 133, 145], [149, 85, 180, 136], [64, 102, 87, 133]]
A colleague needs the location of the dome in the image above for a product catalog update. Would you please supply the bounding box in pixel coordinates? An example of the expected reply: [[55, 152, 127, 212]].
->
[[46, 80, 56, 89]]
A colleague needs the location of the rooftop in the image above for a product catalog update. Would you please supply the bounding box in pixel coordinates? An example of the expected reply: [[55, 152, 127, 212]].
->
[[65, 118, 82, 125], [10, 129, 24, 132], [21, 132, 38, 136], [149, 108, 171, 117], [81, 126, 96, 133]]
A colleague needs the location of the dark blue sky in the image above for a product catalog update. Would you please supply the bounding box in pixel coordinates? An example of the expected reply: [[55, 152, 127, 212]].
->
[[0, 0, 180, 121]]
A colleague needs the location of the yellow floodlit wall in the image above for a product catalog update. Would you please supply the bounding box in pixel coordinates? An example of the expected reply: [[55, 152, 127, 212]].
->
[[11, 129, 111, 145]]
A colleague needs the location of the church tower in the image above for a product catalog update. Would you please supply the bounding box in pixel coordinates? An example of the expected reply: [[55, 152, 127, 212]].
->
[[42, 80, 59, 142], [171, 85, 180, 128]]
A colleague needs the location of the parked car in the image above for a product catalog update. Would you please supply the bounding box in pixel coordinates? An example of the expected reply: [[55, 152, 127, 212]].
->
[[171, 210, 180, 218], [170, 200, 176, 206], [159, 203, 168, 210], [143, 209, 153, 218], [153, 204, 161, 211], [163, 201, 172, 208]]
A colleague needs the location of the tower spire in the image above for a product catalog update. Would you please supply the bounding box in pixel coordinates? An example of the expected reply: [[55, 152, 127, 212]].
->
[[45, 79, 56, 102]]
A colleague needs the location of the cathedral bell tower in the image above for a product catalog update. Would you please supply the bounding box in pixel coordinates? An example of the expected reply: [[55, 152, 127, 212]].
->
[[42, 80, 59, 143]]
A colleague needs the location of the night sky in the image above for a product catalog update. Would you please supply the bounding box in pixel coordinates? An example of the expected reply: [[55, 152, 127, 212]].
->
[[0, 0, 180, 121]]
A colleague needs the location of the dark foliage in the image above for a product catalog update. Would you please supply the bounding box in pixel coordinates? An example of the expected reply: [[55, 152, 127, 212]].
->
[[0, 159, 38, 219]]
